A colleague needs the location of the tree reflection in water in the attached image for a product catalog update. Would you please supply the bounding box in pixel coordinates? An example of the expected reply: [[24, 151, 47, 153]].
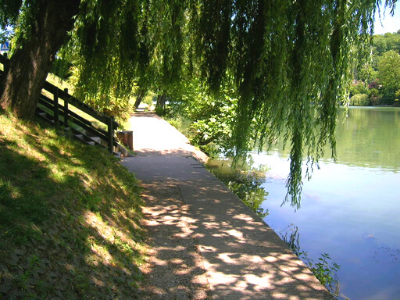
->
[[280, 224, 341, 298], [206, 156, 269, 218]]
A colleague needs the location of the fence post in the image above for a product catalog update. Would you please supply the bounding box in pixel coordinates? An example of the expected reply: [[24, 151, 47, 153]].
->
[[63, 88, 69, 130], [54, 89, 59, 130], [108, 116, 114, 154]]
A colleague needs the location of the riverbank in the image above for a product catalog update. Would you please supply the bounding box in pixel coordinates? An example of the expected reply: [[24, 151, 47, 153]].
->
[[123, 112, 333, 299]]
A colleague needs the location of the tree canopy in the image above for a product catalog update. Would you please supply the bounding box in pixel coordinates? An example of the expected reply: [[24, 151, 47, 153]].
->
[[0, 0, 397, 207], [349, 31, 400, 105], [378, 50, 400, 90]]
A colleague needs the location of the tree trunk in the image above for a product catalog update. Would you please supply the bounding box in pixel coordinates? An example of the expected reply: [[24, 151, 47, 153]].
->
[[0, 0, 81, 119], [156, 94, 166, 110], [134, 88, 147, 109]]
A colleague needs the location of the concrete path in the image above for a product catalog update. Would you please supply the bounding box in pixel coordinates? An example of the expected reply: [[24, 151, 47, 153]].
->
[[121, 113, 332, 299]]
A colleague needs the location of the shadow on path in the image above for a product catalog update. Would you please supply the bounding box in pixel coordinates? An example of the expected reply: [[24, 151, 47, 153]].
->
[[122, 113, 333, 299]]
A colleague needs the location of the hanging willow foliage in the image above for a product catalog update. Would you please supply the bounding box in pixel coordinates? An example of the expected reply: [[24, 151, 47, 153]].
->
[[65, 0, 395, 208], [69, 0, 187, 100]]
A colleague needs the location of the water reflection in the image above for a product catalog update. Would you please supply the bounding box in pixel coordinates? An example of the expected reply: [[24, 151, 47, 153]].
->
[[257, 154, 400, 299], [280, 224, 340, 298], [207, 158, 342, 297], [263, 107, 400, 171], [206, 158, 269, 218], [207, 107, 400, 299]]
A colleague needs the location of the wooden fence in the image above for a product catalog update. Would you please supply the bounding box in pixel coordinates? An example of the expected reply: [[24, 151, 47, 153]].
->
[[0, 54, 118, 153]]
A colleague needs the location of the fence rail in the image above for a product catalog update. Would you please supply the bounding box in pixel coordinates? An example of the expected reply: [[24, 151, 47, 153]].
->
[[0, 54, 118, 153]]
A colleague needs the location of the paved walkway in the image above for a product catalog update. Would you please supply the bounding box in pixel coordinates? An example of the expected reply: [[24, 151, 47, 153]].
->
[[121, 113, 332, 299]]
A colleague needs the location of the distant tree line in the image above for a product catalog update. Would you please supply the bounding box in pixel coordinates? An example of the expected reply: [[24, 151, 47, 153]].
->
[[350, 30, 400, 106]]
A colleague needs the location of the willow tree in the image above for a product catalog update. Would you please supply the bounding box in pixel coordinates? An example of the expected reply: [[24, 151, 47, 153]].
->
[[0, 0, 396, 207], [0, 0, 80, 119]]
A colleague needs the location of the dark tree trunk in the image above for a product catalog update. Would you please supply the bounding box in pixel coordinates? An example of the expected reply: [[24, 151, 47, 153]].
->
[[156, 94, 166, 110], [0, 0, 81, 119], [134, 88, 147, 109]]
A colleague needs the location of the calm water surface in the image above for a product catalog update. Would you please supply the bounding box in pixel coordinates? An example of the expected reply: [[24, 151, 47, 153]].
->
[[208, 107, 400, 300]]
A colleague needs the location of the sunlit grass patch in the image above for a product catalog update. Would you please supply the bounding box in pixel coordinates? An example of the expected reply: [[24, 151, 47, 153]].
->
[[0, 113, 145, 298]]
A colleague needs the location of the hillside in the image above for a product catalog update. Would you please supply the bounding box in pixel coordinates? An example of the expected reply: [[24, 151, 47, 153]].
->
[[0, 113, 145, 298]]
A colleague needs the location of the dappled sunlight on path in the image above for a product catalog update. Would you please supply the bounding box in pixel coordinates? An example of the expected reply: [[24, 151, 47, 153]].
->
[[138, 182, 211, 299], [122, 112, 332, 299]]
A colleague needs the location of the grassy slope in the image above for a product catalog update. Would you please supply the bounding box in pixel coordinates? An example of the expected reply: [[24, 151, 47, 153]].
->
[[0, 114, 145, 299]]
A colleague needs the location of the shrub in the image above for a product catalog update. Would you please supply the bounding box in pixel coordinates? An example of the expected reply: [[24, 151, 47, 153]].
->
[[350, 94, 369, 106]]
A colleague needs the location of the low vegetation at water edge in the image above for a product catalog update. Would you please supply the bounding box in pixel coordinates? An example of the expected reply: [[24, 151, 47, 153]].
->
[[0, 114, 145, 298]]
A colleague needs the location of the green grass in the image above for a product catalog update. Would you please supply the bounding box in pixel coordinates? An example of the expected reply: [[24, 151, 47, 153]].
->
[[0, 113, 145, 298]]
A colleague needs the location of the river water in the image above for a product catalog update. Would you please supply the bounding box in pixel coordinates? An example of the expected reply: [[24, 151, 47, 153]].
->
[[207, 107, 400, 300]]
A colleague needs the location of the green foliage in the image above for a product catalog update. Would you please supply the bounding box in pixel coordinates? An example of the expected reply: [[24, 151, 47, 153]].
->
[[368, 88, 383, 105], [357, 62, 378, 83], [155, 105, 165, 117], [67, 0, 187, 106], [395, 89, 400, 103], [372, 49, 400, 105], [170, 80, 239, 154], [4, 0, 397, 208], [226, 179, 269, 219], [353, 31, 400, 105], [142, 92, 155, 108], [309, 253, 341, 296], [68, 67, 135, 124], [378, 50, 400, 91], [50, 57, 72, 80], [350, 94, 369, 106], [206, 157, 269, 219], [379, 87, 398, 104], [0, 0, 22, 29], [67, 0, 143, 99], [281, 225, 341, 297], [373, 31, 400, 56], [226, 0, 382, 208], [349, 82, 369, 97]]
